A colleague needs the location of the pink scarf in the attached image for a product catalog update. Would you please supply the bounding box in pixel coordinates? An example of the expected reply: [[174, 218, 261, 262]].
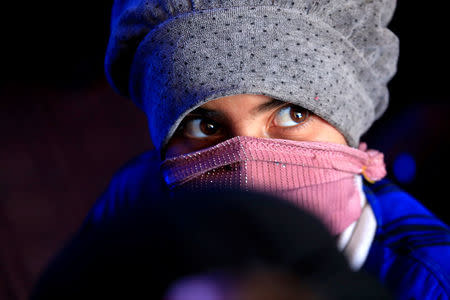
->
[[161, 136, 386, 234]]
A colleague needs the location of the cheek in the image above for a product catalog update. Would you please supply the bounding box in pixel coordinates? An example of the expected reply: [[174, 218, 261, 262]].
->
[[268, 116, 347, 145], [310, 118, 347, 145], [164, 138, 196, 158], [164, 136, 223, 158]]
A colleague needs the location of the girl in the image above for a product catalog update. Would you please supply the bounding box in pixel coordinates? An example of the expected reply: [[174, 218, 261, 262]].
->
[[85, 0, 450, 298]]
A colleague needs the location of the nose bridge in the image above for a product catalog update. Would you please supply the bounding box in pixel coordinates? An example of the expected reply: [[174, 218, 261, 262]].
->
[[229, 116, 267, 138]]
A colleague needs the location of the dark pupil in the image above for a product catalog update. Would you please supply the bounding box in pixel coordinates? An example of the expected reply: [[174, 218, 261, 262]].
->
[[200, 119, 218, 135], [290, 107, 308, 122]]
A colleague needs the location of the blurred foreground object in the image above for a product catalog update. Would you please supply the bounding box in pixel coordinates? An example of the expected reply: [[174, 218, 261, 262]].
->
[[30, 189, 391, 299]]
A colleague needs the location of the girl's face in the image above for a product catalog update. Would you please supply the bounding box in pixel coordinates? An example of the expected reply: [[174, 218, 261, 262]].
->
[[165, 94, 347, 159]]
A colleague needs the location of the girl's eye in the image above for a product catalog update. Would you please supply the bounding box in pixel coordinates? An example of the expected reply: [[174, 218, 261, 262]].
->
[[273, 105, 310, 127], [183, 118, 221, 138]]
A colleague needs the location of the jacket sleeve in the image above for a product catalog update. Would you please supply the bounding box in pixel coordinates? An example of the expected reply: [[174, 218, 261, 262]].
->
[[80, 149, 168, 231], [363, 179, 450, 300]]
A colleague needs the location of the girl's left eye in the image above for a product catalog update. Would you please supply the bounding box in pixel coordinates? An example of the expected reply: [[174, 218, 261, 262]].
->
[[273, 105, 310, 127]]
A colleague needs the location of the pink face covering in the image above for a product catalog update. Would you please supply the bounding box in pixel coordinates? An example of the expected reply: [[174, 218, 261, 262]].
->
[[161, 136, 386, 234]]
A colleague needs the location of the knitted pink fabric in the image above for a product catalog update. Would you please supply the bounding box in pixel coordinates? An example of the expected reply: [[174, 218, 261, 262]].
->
[[161, 136, 386, 234]]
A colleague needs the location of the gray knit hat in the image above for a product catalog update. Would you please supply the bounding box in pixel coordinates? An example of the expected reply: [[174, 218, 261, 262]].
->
[[105, 0, 399, 150]]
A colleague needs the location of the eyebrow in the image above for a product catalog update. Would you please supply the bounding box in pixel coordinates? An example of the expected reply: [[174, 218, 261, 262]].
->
[[188, 98, 287, 118], [251, 98, 287, 114], [188, 107, 224, 119]]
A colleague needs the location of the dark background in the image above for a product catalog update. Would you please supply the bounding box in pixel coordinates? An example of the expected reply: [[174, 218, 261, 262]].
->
[[1, 1, 449, 299]]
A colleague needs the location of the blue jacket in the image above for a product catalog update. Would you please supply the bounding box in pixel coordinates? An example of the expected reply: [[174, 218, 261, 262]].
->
[[363, 179, 450, 300], [84, 150, 450, 299]]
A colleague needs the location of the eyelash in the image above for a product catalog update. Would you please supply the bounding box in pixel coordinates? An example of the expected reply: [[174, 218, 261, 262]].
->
[[273, 116, 314, 137], [270, 104, 312, 132], [178, 105, 312, 138], [177, 116, 221, 139]]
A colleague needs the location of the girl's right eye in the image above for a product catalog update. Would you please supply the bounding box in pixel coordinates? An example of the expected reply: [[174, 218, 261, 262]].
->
[[183, 118, 222, 138]]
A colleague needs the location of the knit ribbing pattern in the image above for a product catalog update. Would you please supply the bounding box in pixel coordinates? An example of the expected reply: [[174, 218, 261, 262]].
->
[[161, 136, 387, 234]]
